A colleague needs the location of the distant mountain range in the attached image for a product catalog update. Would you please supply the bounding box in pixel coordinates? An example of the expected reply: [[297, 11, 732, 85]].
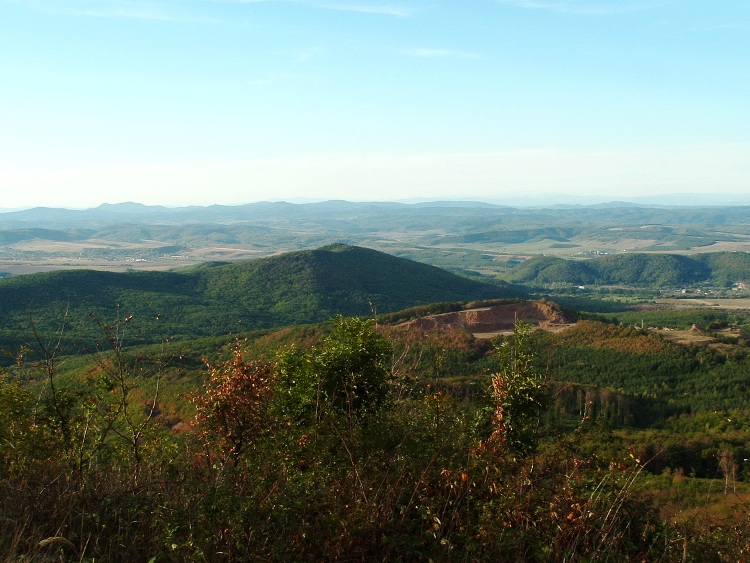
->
[[2, 200, 750, 233], [0, 200, 507, 229], [4, 193, 750, 215]]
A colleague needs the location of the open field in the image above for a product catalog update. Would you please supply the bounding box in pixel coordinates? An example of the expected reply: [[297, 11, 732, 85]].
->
[[656, 329, 718, 346], [2, 201, 750, 276], [0, 240, 277, 274], [657, 298, 750, 310]]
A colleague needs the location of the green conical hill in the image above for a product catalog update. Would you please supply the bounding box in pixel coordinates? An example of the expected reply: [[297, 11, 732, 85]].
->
[[0, 244, 508, 359]]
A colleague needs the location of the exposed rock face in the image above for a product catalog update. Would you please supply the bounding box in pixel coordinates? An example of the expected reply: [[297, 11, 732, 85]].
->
[[403, 300, 568, 336]]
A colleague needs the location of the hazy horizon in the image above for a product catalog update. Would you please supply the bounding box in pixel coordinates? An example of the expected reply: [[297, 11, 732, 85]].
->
[[3, 192, 750, 214], [2, 1, 748, 209]]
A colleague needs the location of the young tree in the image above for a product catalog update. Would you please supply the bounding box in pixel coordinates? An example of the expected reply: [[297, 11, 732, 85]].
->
[[88, 310, 166, 480], [275, 316, 391, 425], [490, 320, 548, 456], [0, 374, 38, 474]]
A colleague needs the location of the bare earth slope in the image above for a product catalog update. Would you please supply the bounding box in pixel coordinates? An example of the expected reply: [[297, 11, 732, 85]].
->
[[402, 300, 570, 338]]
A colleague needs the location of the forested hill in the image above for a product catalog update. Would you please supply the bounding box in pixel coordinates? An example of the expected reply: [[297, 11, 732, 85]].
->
[[503, 251, 750, 287], [0, 244, 509, 355]]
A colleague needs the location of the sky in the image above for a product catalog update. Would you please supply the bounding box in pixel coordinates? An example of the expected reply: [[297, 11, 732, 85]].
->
[[0, 0, 748, 209]]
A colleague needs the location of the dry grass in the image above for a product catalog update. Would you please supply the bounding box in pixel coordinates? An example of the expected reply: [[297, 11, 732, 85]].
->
[[657, 298, 750, 310]]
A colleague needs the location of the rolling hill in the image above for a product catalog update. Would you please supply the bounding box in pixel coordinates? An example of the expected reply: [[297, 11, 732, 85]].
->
[[2, 201, 750, 278], [0, 244, 512, 361], [503, 251, 750, 288]]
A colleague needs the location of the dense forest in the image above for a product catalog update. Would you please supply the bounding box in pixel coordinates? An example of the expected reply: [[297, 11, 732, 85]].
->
[[504, 252, 750, 288], [2, 242, 750, 560], [0, 244, 510, 364]]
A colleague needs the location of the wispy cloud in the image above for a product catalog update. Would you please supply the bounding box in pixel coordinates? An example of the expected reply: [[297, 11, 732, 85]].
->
[[246, 71, 319, 86], [3, 0, 420, 20], [303, 1, 416, 16], [206, 0, 419, 17], [3, 0, 223, 23], [402, 48, 483, 59], [708, 22, 750, 30], [493, 0, 673, 16]]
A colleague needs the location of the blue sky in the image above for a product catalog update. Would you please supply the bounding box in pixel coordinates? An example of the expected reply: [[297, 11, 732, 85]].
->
[[1, 0, 748, 208]]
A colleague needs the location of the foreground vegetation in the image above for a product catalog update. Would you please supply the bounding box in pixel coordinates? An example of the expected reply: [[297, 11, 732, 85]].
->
[[3, 310, 750, 560], [2, 239, 750, 560]]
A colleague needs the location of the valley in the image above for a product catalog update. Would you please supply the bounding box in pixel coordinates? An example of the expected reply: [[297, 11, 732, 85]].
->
[[2, 201, 750, 560], [2, 201, 750, 280]]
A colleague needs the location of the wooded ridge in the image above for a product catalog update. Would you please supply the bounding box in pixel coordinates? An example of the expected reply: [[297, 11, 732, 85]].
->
[[0, 244, 511, 361], [504, 251, 750, 287]]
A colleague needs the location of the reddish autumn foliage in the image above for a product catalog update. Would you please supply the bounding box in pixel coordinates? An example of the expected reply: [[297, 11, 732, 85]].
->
[[192, 343, 275, 463]]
